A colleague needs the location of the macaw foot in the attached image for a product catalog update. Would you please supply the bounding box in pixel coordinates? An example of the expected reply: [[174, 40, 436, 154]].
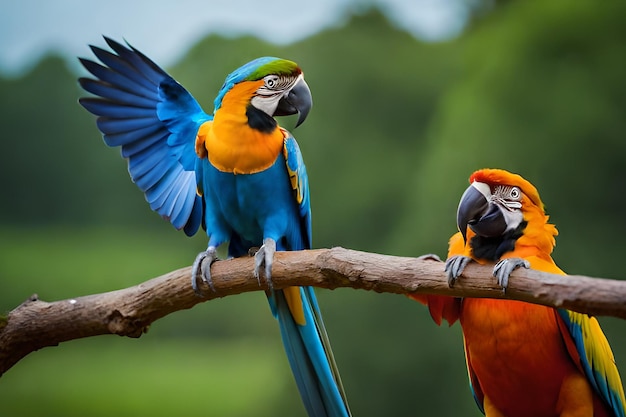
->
[[493, 258, 529, 291], [444, 255, 473, 287], [254, 238, 276, 290], [191, 246, 218, 296]]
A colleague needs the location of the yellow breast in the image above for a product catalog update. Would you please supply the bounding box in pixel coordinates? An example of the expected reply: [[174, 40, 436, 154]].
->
[[195, 80, 285, 174]]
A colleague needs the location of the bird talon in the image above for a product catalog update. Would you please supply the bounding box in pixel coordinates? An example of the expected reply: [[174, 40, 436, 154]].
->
[[445, 255, 473, 287], [254, 238, 276, 290], [493, 258, 529, 291], [191, 247, 218, 296]]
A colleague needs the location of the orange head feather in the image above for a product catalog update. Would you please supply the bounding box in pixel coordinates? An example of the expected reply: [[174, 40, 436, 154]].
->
[[469, 169, 545, 211], [456, 168, 558, 263]]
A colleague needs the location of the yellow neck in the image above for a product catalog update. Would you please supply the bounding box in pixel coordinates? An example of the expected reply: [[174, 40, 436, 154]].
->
[[197, 80, 285, 174]]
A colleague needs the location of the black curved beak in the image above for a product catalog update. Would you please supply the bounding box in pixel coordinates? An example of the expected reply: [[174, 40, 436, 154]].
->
[[457, 183, 507, 243], [275, 77, 312, 128]]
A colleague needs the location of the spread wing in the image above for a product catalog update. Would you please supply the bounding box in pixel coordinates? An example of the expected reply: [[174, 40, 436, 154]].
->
[[79, 36, 210, 235]]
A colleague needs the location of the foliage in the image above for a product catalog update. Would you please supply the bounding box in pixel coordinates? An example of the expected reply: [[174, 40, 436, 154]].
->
[[1, 2, 626, 416]]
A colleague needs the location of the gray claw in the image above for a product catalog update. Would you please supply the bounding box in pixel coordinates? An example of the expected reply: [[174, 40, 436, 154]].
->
[[191, 247, 218, 296], [254, 238, 276, 290], [444, 255, 473, 287], [493, 258, 529, 291]]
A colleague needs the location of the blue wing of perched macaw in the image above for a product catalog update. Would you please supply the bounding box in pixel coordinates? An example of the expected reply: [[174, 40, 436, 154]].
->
[[79, 37, 351, 417], [79, 37, 209, 235]]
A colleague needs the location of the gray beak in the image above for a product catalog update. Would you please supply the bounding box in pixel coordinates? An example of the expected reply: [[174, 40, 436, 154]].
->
[[275, 77, 312, 128], [456, 182, 507, 243]]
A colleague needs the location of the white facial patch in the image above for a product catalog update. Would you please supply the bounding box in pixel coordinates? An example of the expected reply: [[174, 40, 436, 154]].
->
[[250, 73, 302, 116], [471, 181, 492, 199], [492, 185, 524, 232], [472, 181, 524, 233]]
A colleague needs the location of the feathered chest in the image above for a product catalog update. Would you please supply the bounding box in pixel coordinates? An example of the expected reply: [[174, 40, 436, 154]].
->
[[195, 110, 285, 175]]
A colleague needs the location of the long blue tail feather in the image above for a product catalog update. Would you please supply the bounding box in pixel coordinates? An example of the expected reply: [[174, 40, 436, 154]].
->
[[268, 288, 351, 417]]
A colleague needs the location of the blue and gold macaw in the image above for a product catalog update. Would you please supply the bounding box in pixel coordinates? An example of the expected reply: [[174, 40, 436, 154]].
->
[[79, 37, 350, 417]]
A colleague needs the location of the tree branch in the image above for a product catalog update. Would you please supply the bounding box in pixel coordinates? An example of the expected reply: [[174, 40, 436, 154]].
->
[[2, 247, 626, 376]]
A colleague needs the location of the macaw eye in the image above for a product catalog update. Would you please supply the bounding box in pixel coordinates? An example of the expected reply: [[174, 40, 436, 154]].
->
[[494, 185, 522, 202], [508, 186, 522, 201], [492, 185, 523, 211], [264, 75, 279, 89]]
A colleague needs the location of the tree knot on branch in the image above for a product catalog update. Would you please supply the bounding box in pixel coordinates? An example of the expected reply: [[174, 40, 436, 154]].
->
[[317, 247, 366, 287], [106, 310, 148, 338]]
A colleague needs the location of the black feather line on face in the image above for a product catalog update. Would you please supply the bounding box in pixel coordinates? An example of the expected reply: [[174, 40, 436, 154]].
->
[[470, 220, 527, 261], [246, 104, 277, 133]]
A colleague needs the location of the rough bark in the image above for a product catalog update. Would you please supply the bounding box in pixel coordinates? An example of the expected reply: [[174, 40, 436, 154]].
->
[[2, 247, 626, 376]]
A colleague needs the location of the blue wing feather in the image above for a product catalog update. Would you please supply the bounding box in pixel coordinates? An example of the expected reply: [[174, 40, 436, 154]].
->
[[557, 309, 626, 417], [80, 78, 157, 109], [185, 194, 204, 237], [133, 159, 170, 191], [89, 46, 157, 92], [79, 98, 157, 119], [112, 38, 169, 83], [96, 117, 155, 135], [79, 57, 156, 99], [126, 141, 170, 169], [283, 134, 312, 248], [161, 187, 187, 220], [146, 166, 183, 207], [79, 36, 211, 235], [117, 127, 167, 157]]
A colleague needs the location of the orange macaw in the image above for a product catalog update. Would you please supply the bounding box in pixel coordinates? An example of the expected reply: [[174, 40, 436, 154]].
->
[[410, 168, 625, 417]]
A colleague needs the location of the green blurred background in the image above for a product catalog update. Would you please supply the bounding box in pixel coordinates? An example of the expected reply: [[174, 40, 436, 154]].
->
[[2, 1, 626, 416]]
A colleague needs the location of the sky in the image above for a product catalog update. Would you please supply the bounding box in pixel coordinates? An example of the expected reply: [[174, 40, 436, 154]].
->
[[0, 0, 469, 76]]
